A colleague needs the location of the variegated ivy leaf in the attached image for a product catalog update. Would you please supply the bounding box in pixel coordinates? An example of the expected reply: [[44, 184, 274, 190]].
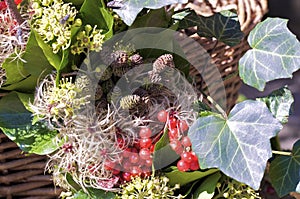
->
[[239, 18, 300, 91], [257, 87, 294, 124], [112, 0, 188, 26], [269, 140, 300, 197], [188, 100, 282, 190]]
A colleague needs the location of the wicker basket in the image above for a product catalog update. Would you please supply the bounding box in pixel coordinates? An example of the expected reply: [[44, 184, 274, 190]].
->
[[0, 0, 267, 198]]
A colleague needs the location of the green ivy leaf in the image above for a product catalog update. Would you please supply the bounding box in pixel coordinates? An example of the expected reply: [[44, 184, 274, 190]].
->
[[269, 140, 300, 197], [257, 87, 294, 124], [164, 167, 218, 186], [175, 9, 244, 46], [239, 18, 300, 91], [113, 0, 187, 26], [80, 0, 114, 38], [0, 92, 59, 155], [188, 100, 282, 190], [193, 172, 222, 199]]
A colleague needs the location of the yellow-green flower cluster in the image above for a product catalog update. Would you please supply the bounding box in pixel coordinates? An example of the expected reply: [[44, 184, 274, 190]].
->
[[71, 24, 105, 55], [216, 179, 261, 199], [31, 0, 79, 53], [30, 74, 90, 128], [117, 176, 183, 199]]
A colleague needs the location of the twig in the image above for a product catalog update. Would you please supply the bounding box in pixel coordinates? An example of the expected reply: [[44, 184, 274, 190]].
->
[[4, 0, 24, 25]]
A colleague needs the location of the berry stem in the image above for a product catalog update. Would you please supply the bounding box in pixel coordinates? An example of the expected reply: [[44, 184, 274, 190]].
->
[[4, 0, 24, 25]]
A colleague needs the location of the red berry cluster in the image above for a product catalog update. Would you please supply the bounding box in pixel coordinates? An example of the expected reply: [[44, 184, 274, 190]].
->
[[104, 127, 157, 182], [0, 0, 22, 10], [157, 110, 200, 172]]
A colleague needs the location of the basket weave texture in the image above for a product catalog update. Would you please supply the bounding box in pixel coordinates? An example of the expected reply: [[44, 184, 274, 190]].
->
[[0, 0, 267, 198]]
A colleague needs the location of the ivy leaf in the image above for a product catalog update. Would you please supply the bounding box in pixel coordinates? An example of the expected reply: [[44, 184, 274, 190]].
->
[[239, 18, 300, 91], [0, 92, 59, 155], [269, 140, 300, 197], [193, 172, 222, 199], [164, 166, 218, 186], [73, 188, 116, 199], [175, 9, 244, 46], [113, 0, 188, 26], [188, 100, 282, 189], [257, 87, 294, 124]]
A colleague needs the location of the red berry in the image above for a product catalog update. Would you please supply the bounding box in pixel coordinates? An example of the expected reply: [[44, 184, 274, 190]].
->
[[139, 138, 152, 148], [168, 128, 179, 140], [169, 117, 178, 129], [131, 166, 142, 177], [0, 1, 7, 10], [129, 153, 140, 164], [175, 145, 184, 155], [144, 158, 153, 167], [122, 172, 132, 181], [179, 120, 189, 132], [122, 148, 132, 158], [112, 168, 120, 175], [104, 160, 115, 170], [181, 136, 192, 147], [139, 148, 151, 160], [122, 161, 132, 172], [149, 144, 155, 153], [14, 0, 22, 5], [139, 127, 152, 138], [170, 139, 181, 151], [189, 160, 200, 171], [181, 152, 193, 163], [190, 152, 198, 161], [157, 110, 168, 123], [177, 160, 190, 172]]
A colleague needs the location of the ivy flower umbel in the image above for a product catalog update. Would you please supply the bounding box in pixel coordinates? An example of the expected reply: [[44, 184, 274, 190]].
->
[[71, 24, 105, 55], [117, 175, 183, 199], [31, 0, 78, 53], [30, 74, 90, 129]]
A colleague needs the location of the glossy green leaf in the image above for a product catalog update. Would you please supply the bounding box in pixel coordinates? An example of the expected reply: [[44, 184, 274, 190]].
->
[[257, 87, 294, 124], [113, 0, 187, 26], [80, 0, 114, 38], [73, 188, 116, 199], [165, 167, 218, 186], [23, 31, 54, 76], [1, 31, 54, 92], [175, 9, 244, 46], [130, 8, 170, 28], [193, 172, 222, 199], [1, 122, 59, 155], [269, 140, 300, 197], [239, 18, 300, 91], [0, 92, 32, 128], [0, 92, 59, 155], [188, 100, 282, 190], [153, 128, 178, 170], [32, 30, 61, 70]]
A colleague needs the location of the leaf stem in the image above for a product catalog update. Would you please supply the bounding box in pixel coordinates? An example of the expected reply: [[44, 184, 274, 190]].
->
[[206, 96, 227, 117], [272, 150, 292, 156], [5, 0, 24, 25]]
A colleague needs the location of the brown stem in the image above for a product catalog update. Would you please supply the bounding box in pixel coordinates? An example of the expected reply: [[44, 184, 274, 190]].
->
[[4, 0, 24, 25]]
